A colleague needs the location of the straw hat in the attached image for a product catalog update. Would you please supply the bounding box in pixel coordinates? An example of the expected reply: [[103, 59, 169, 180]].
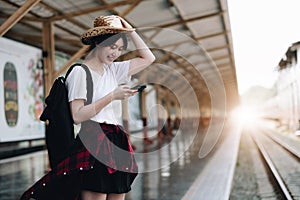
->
[[81, 15, 135, 45]]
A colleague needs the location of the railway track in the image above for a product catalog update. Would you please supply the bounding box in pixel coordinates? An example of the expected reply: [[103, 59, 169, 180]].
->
[[250, 128, 300, 200]]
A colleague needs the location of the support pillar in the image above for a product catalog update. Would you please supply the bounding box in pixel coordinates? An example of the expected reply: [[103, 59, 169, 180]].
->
[[122, 99, 136, 150], [42, 21, 55, 171], [141, 90, 152, 143], [42, 21, 55, 96], [122, 99, 130, 133]]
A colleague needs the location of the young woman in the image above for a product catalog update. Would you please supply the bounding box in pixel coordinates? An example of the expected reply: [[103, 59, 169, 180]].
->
[[20, 15, 155, 200], [68, 15, 155, 200]]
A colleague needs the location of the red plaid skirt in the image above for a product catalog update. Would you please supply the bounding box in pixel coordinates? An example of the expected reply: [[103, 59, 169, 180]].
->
[[20, 121, 138, 200]]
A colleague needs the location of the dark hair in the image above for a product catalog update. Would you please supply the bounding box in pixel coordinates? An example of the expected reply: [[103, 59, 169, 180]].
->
[[86, 33, 128, 53]]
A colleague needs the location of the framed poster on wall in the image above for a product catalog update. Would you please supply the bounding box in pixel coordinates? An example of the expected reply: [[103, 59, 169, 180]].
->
[[0, 37, 45, 142]]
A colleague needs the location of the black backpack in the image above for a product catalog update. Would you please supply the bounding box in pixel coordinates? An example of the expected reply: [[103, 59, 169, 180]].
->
[[40, 64, 93, 169]]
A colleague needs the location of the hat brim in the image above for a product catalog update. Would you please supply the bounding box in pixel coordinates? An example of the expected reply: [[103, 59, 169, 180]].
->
[[80, 26, 135, 45]]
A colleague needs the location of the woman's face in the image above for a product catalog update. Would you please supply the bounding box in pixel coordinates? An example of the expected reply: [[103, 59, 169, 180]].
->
[[96, 38, 125, 65]]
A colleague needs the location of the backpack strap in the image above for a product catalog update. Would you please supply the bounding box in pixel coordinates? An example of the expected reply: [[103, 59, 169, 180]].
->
[[81, 64, 93, 105], [65, 63, 93, 105], [65, 63, 79, 78]]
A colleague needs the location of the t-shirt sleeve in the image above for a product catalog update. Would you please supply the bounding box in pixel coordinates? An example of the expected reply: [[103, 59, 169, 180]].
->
[[111, 60, 131, 84], [65, 66, 87, 102]]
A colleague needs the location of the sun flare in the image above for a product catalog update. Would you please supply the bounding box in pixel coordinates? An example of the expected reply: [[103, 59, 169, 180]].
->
[[232, 106, 261, 126]]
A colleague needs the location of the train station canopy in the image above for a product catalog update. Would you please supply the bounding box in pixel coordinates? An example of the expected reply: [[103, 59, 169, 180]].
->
[[0, 0, 239, 112]]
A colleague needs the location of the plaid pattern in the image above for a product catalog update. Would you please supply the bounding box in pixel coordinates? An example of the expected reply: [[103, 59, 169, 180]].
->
[[20, 121, 138, 200]]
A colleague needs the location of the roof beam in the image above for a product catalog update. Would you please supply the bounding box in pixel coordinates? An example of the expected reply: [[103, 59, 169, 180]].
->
[[0, 13, 45, 22], [206, 44, 229, 53], [51, 0, 135, 21], [0, 0, 41, 36], [158, 11, 222, 29], [159, 31, 226, 49], [54, 46, 89, 78], [120, 0, 142, 17]]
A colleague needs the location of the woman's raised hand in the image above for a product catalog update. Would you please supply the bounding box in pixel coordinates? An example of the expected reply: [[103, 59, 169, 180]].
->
[[116, 16, 134, 29]]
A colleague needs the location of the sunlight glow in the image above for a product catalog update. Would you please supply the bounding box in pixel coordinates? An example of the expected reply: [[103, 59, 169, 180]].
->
[[231, 106, 261, 127]]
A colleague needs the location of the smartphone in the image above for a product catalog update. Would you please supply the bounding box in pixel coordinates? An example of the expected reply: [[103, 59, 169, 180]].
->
[[131, 84, 146, 92]]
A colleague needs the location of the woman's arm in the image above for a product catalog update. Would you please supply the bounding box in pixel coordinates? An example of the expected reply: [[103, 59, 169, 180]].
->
[[70, 85, 136, 124], [117, 16, 156, 76]]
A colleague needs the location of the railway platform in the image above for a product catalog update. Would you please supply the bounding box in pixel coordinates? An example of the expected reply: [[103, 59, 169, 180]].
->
[[0, 119, 299, 200]]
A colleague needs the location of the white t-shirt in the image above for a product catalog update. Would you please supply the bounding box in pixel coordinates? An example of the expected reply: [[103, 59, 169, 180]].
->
[[65, 61, 131, 125]]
